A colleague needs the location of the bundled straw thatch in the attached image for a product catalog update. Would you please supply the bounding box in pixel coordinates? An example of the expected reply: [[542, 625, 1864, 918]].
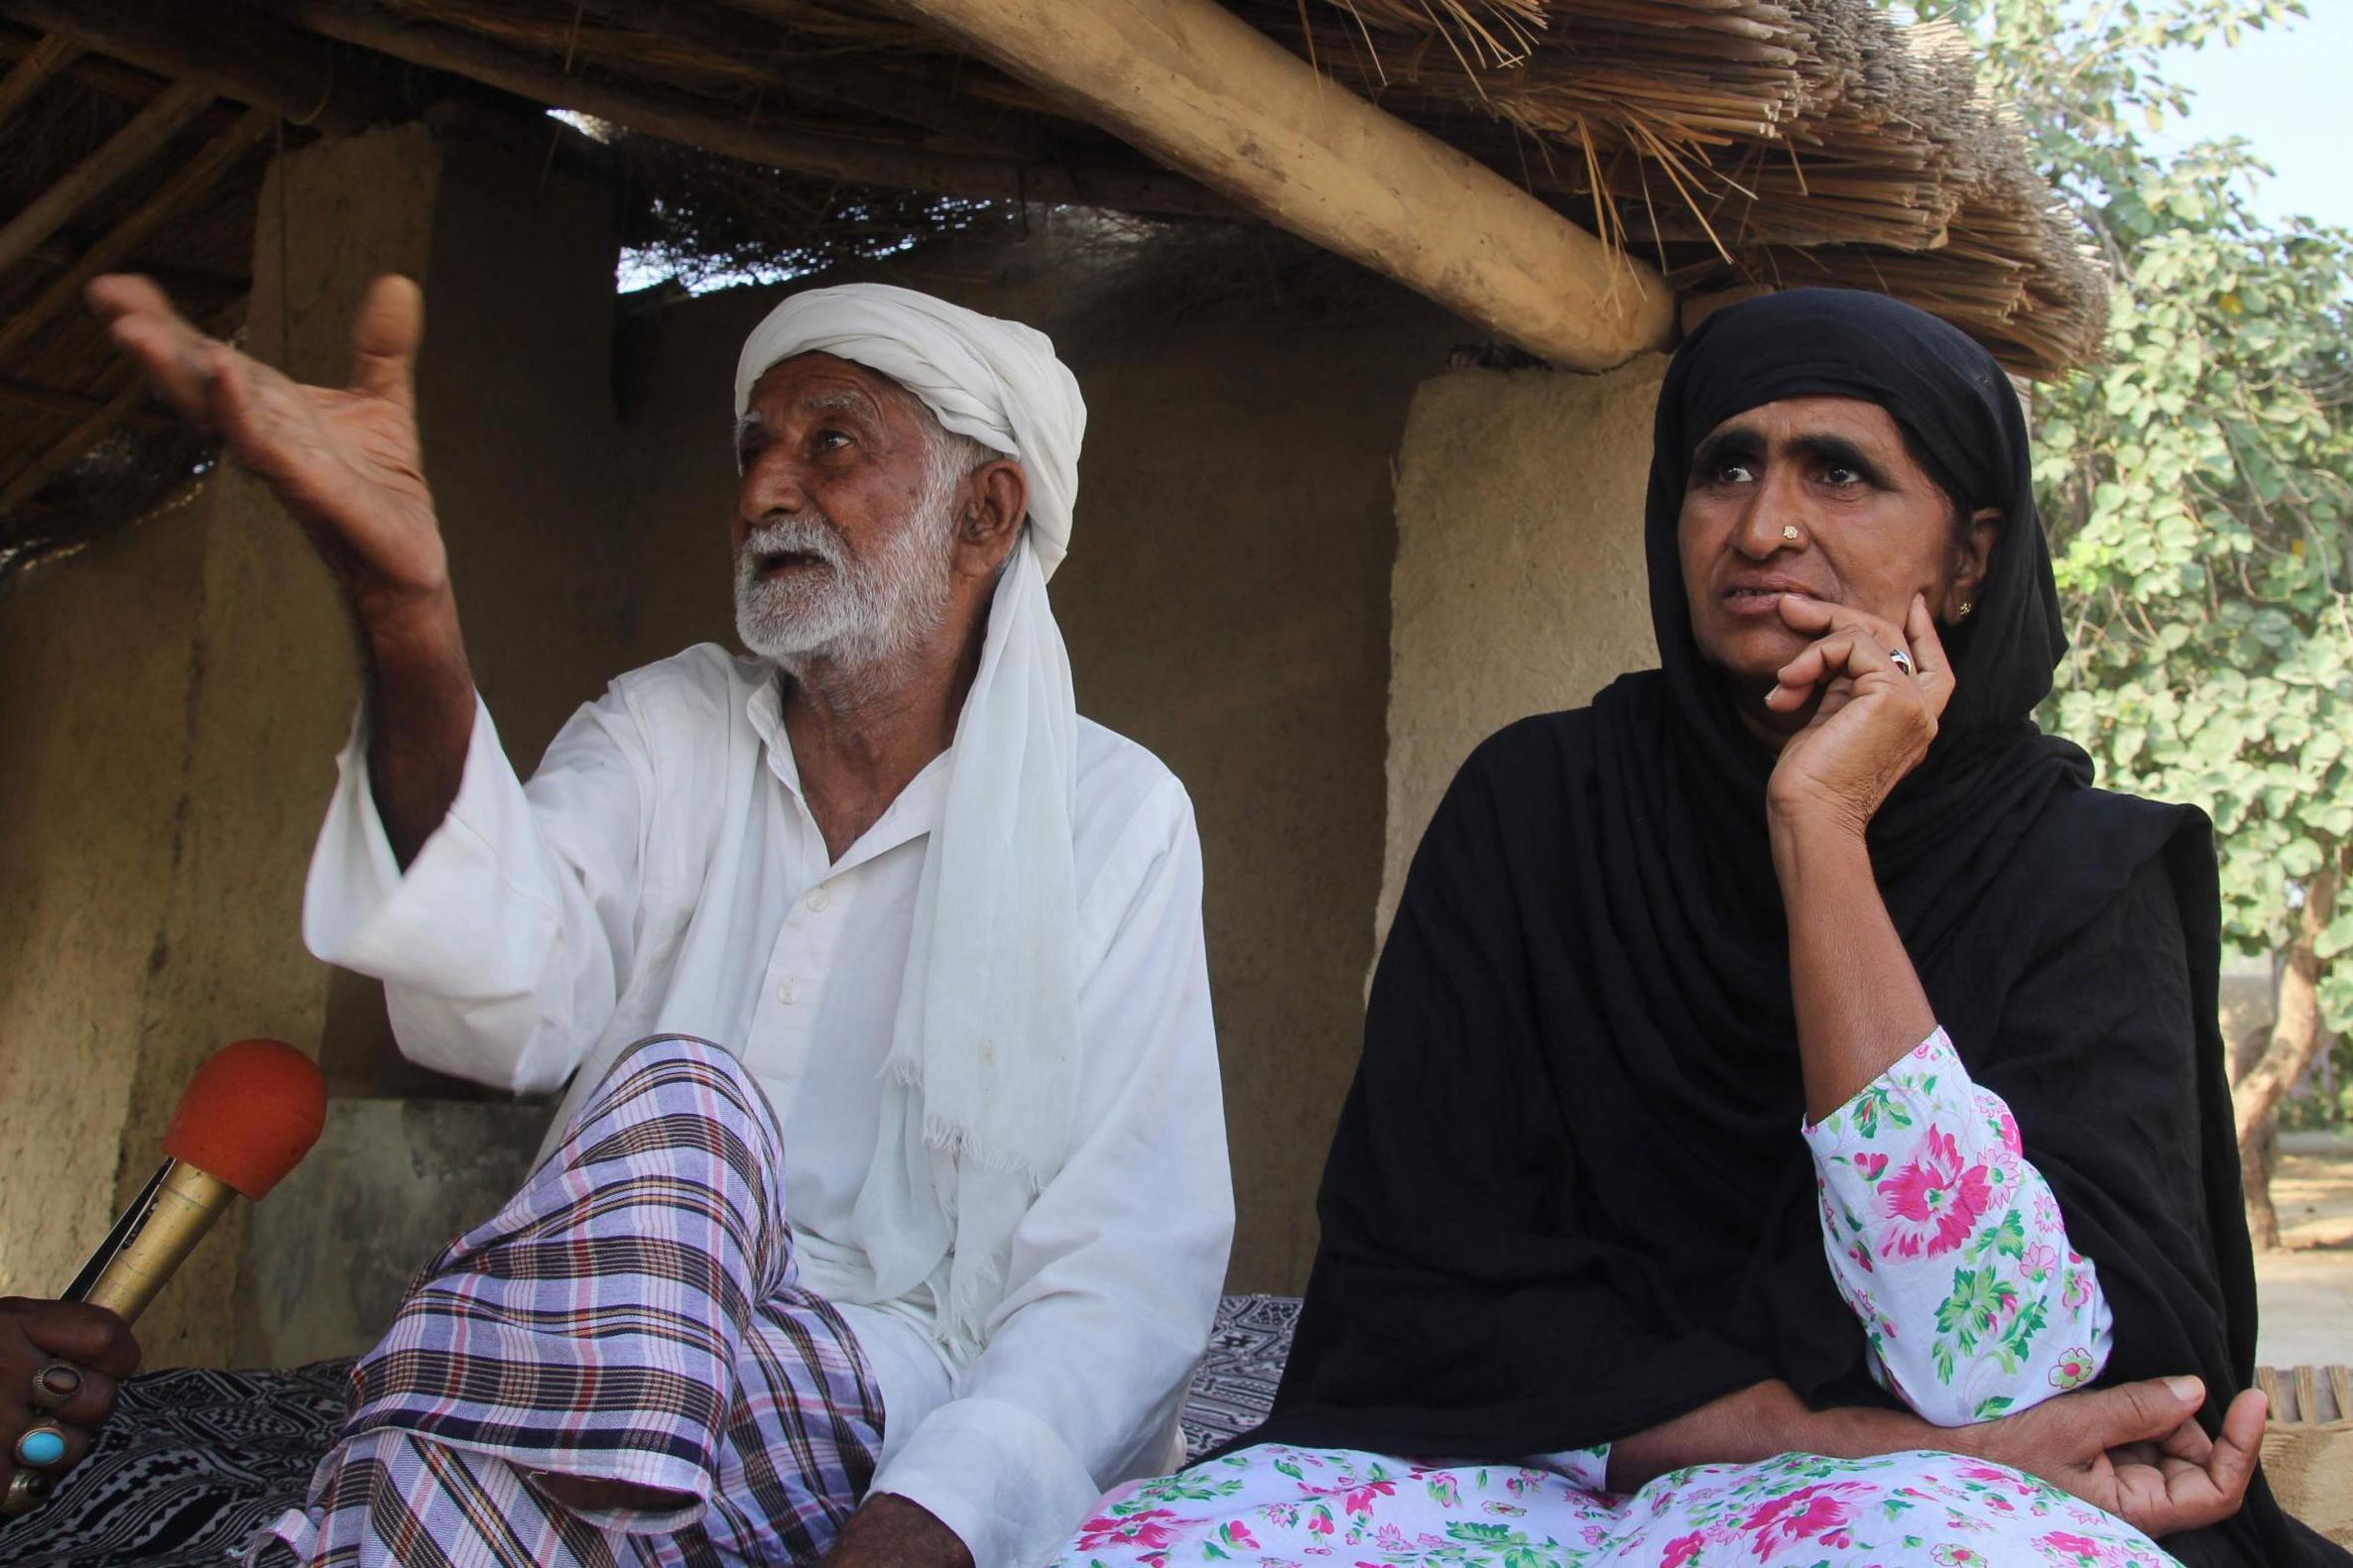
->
[[263, 0, 2102, 370], [0, 27, 266, 584], [0, 0, 2105, 568], [1209, 0, 2108, 373]]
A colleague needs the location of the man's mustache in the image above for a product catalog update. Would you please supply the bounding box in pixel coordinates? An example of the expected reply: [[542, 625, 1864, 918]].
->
[[740, 517, 847, 574]]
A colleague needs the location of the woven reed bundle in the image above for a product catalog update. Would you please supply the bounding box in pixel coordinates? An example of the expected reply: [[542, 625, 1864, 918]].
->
[[276, 0, 2103, 370], [373, 0, 817, 96], [0, 0, 2104, 390], [1213, 0, 2104, 371]]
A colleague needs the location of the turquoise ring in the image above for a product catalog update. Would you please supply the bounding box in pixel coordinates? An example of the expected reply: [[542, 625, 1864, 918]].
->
[[14, 1426, 65, 1469]]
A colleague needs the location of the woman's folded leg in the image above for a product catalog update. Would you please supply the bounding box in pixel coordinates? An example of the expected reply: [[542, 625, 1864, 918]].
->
[[1049, 1444, 2182, 1567]]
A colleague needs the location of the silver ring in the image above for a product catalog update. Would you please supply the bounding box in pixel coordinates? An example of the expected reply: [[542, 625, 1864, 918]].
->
[[29, 1361, 79, 1414], [1889, 647, 1916, 676], [2, 1468, 50, 1515]]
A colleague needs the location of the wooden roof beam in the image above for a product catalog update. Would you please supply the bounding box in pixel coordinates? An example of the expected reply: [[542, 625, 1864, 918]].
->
[[21, 238, 249, 303], [0, 80, 213, 277], [268, 0, 1243, 221], [0, 105, 275, 364], [0, 0, 376, 135], [0, 28, 164, 103], [0, 295, 228, 522], [852, 0, 1675, 370], [561, 0, 1065, 164], [0, 373, 171, 428], [0, 30, 75, 125], [0, 369, 151, 517]]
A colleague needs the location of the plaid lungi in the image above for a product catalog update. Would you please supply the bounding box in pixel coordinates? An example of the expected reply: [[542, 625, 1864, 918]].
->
[[249, 1036, 885, 1567]]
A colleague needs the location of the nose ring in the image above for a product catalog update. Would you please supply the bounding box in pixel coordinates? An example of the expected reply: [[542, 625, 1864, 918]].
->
[[1780, 525, 1801, 543]]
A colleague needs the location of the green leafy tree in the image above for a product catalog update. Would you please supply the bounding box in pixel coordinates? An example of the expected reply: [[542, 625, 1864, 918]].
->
[[1903, 0, 2353, 1241]]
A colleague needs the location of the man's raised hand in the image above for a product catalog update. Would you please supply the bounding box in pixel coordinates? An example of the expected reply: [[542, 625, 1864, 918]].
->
[[86, 273, 447, 610], [92, 273, 476, 865]]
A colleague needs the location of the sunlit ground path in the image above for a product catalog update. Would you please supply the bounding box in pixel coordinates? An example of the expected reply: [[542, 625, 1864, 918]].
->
[[2256, 1136, 2353, 1368]]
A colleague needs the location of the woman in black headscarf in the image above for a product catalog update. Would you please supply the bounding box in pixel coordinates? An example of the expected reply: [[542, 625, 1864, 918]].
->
[[1046, 290, 2345, 1567]]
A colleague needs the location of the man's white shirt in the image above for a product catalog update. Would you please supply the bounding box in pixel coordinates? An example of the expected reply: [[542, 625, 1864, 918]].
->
[[304, 644, 1234, 1567]]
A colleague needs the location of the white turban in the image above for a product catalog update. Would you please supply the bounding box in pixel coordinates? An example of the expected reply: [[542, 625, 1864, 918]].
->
[[735, 283, 1083, 576], [734, 283, 1085, 1359]]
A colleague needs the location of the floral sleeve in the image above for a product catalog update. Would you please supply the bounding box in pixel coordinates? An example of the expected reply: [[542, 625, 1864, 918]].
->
[[1527, 1442, 1611, 1493], [1802, 1027, 2114, 1425]]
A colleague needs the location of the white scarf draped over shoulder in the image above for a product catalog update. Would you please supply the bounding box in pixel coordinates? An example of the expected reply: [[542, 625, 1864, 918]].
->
[[734, 284, 1086, 1360]]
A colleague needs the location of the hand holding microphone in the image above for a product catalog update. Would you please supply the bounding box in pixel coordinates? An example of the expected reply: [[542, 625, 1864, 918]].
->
[[0, 1301, 138, 1510], [1, 1040, 324, 1518]]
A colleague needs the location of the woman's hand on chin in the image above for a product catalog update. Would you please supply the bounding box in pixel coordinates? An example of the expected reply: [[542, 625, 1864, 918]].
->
[[1960, 1374, 2268, 1537], [1762, 593, 1952, 841]]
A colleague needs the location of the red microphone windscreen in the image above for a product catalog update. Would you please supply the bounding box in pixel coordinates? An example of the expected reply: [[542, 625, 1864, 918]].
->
[[161, 1038, 327, 1200]]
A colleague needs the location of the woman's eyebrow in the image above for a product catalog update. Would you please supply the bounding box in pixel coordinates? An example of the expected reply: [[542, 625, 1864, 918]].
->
[[1786, 432, 1891, 482], [1690, 425, 1762, 474]]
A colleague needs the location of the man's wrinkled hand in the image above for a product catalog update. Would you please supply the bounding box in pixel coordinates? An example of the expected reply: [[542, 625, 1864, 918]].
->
[[821, 1492, 974, 1568], [0, 1297, 139, 1502], [86, 272, 448, 613], [1961, 1375, 2267, 1538]]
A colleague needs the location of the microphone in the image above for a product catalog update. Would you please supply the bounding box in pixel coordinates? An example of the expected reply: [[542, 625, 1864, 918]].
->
[[3, 1039, 324, 1517]]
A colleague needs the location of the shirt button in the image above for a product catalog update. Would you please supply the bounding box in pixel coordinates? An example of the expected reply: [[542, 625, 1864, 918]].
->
[[805, 887, 831, 913], [777, 977, 800, 1005]]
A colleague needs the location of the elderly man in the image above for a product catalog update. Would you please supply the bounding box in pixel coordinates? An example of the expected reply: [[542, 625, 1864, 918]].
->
[[67, 273, 1234, 1567]]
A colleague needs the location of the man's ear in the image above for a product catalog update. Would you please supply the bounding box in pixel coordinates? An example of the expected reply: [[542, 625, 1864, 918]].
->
[[954, 457, 1028, 579], [1950, 505, 2002, 619]]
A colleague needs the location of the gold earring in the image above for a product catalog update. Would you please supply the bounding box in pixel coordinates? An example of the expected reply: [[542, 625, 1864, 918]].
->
[[1957, 601, 1974, 620]]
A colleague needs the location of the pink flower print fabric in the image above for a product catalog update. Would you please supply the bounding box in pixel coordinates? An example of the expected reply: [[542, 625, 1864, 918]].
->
[[1531, 1443, 1614, 1493], [1804, 1027, 2115, 1424], [1878, 1127, 1993, 1258], [1049, 1445, 2178, 1567]]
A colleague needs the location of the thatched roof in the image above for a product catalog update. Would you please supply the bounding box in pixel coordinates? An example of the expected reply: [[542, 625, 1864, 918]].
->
[[0, 35, 262, 578], [0, 0, 2105, 580], [1242, 2, 2106, 369]]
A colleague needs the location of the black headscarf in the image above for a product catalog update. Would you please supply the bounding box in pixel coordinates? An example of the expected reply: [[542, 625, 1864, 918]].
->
[[1246, 291, 2342, 1565]]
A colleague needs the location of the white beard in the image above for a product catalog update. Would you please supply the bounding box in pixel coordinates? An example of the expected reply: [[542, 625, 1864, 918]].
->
[[733, 481, 957, 681]]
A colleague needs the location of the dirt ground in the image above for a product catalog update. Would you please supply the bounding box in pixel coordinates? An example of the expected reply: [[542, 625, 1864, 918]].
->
[[2255, 1138, 2353, 1370]]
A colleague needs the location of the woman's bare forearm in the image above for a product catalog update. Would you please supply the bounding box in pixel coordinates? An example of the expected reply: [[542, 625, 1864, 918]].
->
[[1606, 1380, 1946, 1492], [355, 583, 476, 869], [1770, 809, 1937, 1123]]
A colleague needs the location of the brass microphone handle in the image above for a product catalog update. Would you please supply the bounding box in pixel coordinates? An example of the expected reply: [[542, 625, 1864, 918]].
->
[[81, 1159, 233, 1323], [2, 1163, 237, 1517]]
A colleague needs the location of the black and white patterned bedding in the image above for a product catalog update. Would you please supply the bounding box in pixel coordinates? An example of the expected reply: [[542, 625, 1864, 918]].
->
[[1176, 1293, 1301, 1459], [0, 1360, 355, 1568], [0, 1294, 1301, 1567]]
